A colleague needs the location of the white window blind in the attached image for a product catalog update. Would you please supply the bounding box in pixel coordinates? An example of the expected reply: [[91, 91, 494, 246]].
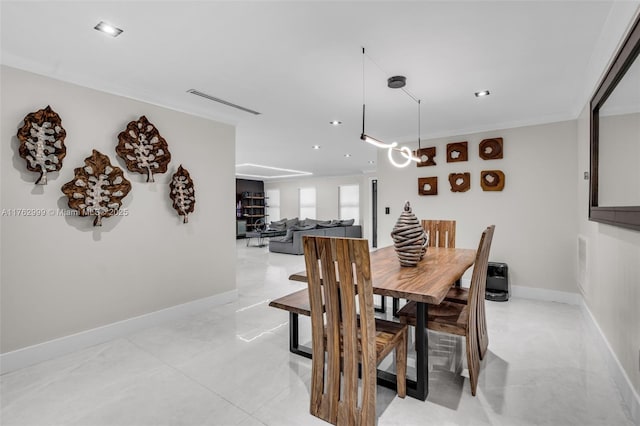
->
[[299, 187, 316, 219], [266, 189, 280, 222], [339, 184, 359, 225]]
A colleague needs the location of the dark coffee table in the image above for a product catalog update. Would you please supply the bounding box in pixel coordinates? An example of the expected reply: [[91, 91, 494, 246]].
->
[[245, 229, 287, 247]]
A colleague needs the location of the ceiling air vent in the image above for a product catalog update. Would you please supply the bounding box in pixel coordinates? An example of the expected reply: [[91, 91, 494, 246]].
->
[[187, 89, 261, 115]]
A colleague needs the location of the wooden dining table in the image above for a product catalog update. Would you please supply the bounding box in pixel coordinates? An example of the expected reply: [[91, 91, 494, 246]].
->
[[287, 245, 476, 401]]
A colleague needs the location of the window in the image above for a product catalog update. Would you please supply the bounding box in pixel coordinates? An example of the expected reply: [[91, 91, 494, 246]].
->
[[339, 184, 359, 225], [266, 189, 280, 222], [299, 187, 316, 219]]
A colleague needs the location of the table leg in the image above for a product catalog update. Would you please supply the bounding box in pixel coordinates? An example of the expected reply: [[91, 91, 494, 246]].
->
[[380, 303, 429, 400], [412, 302, 429, 400], [392, 298, 400, 316], [288, 312, 312, 359], [375, 295, 386, 313]]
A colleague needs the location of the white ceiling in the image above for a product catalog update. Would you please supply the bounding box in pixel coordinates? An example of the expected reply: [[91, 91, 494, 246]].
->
[[0, 1, 631, 178]]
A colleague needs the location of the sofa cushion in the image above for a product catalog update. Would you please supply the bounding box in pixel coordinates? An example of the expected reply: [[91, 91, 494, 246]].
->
[[338, 218, 355, 226]]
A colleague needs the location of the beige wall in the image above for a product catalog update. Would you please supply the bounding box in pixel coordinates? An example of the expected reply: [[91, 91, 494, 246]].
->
[[1, 66, 236, 353], [575, 2, 640, 398], [377, 120, 579, 293], [577, 105, 640, 395]]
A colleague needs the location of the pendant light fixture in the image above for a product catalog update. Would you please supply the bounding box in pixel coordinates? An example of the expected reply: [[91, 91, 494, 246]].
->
[[360, 47, 421, 168]]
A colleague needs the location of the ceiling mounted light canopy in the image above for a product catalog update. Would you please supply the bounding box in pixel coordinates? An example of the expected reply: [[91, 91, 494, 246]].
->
[[387, 76, 406, 89], [360, 48, 421, 168], [94, 21, 123, 37], [475, 90, 491, 97]]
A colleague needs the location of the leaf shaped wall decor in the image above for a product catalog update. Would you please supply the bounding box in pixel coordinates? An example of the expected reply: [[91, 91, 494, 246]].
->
[[61, 150, 132, 226], [116, 115, 171, 182], [17, 105, 67, 185], [169, 165, 196, 223]]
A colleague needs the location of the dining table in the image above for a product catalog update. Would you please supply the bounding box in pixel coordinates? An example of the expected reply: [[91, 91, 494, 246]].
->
[[287, 245, 476, 401]]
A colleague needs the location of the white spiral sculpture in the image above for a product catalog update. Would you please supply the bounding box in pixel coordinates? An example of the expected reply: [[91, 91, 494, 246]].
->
[[390, 201, 428, 267]]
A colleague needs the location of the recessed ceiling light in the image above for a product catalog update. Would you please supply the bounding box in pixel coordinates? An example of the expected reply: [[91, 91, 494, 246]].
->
[[368, 160, 375, 164], [94, 21, 123, 37], [330, 120, 342, 126], [312, 145, 321, 150], [344, 154, 352, 158], [475, 90, 490, 97]]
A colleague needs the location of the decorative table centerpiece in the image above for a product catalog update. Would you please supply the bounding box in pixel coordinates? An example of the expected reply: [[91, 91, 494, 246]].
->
[[390, 201, 428, 267]]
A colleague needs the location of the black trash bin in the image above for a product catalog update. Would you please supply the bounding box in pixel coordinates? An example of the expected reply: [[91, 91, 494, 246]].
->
[[486, 262, 509, 301]]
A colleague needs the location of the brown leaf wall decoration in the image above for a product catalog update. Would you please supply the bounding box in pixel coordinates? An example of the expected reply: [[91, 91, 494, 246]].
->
[[169, 165, 196, 223], [17, 105, 67, 185], [116, 115, 171, 182], [61, 150, 132, 226]]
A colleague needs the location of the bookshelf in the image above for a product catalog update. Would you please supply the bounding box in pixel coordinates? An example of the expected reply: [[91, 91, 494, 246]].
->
[[240, 191, 268, 230]]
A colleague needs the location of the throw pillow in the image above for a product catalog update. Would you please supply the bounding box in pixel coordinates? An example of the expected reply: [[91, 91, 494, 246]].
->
[[285, 217, 299, 229], [318, 222, 339, 228], [268, 218, 287, 231], [299, 218, 320, 227], [338, 219, 355, 226]]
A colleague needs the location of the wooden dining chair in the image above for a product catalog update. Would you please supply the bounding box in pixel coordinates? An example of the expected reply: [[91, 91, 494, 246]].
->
[[430, 220, 492, 360], [422, 219, 456, 249], [392, 220, 457, 316], [302, 236, 408, 425], [396, 225, 495, 396]]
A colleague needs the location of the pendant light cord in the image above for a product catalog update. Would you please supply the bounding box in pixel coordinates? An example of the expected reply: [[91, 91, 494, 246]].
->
[[362, 47, 366, 136], [417, 99, 421, 151], [362, 47, 422, 151]]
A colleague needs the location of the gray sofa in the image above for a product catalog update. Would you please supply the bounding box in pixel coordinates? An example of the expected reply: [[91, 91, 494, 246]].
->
[[269, 225, 362, 255]]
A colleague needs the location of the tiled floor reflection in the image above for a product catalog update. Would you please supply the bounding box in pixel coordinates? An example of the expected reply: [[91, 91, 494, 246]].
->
[[1, 240, 635, 425]]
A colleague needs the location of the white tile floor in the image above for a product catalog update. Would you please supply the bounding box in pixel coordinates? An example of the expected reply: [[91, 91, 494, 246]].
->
[[1, 240, 635, 425]]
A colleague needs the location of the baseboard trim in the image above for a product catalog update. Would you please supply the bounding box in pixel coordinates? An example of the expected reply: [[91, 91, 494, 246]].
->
[[0, 289, 238, 375], [459, 280, 582, 305], [580, 300, 640, 425], [510, 284, 581, 305]]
